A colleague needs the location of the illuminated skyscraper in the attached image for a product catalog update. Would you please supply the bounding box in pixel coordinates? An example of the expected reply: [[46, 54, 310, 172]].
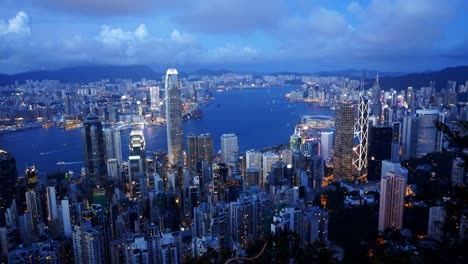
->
[[415, 109, 444, 157], [320, 131, 333, 162], [333, 102, 355, 181], [221, 134, 238, 163], [353, 94, 369, 177], [149, 86, 160, 111], [246, 149, 262, 170], [128, 129, 146, 198], [378, 161, 407, 232], [187, 133, 214, 171], [82, 114, 107, 182], [104, 128, 122, 167], [165, 68, 183, 165]]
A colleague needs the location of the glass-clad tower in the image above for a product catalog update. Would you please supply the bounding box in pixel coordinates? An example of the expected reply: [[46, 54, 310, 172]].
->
[[165, 68, 183, 165], [82, 113, 107, 182]]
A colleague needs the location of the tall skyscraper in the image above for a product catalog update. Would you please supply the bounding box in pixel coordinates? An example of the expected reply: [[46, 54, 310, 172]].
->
[[0, 150, 18, 226], [428, 206, 445, 242], [187, 133, 214, 171], [262, 152, 280, 188], [149, 86, 160, 111], [378, 162, 407, 232], [391, 122, 401, 162], [72, 223, 104, 264], [46, 186, 58, 222], [128, 129, 146, 198], [353, 94, 370, 177], [333, 102, 355, 181], [415, 109, 444, 157], [320, 131, 333, 162], [367, 127, 392, 181], [246, 149, 262, 170], [82, 114, 107, 182], [104, 128, 122, 167], [165, 68, 183, 165], [221, 134, 238, 163], [401, 115, 419, 160]]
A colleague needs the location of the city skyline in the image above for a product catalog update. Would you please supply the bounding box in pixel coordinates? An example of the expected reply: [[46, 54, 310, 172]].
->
[[1, 0, 468, 73]]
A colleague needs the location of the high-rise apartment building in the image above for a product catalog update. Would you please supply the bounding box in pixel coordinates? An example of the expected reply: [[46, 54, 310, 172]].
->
[[333, 102, 355, 181], [165, 68, 183, 165], [221, 134, 238, 163], [82, 114, 107, 182], [378, 162, 407, 232]]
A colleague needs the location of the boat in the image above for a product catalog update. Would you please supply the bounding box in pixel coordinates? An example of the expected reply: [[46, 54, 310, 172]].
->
[[42, 123, 53, 128], [57, 161, 66, 165]]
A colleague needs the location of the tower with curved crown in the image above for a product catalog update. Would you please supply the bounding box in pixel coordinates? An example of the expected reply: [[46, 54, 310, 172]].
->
[[165, 68, 183, 165]]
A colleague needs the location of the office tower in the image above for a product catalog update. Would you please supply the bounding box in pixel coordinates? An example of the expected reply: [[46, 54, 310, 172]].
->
[[460, 210, 468, 240], [401, 115, 419, 160], [406, 87, 415, 108], [61, 198, 72, 238], [212, 163, 228, 203], [0, 150, 18, 226], [106, 159, 119, 182], [24, 166, 38, 191], [246, 149, 262, 170], [451, 157, 465, 187], [370, 76, 382, 125], [428, 206, 445, 242], [378, 163, 407, 232], [25, 191, 41, 227], [415, 109, 444, 157], [187, 133, 214, 171], [82, 113, 107, 182], [245, 168, 260, 189], [104, 128, 122, 167], [353, 95, 370, 177], [320, 131, 333, 161], [391, 122, 401, 162], [280, 148, 293, 165], [367, 127, 392, 181], [128, 129, 146, 198], [262, 151, 280, 188], [46, 186, 58, 222], [221, 134, 238, 163], [149, 86, 160, 111], [72, 223, 104, 264], [165, 68, 183, 165], [333, 102, 355, 181]]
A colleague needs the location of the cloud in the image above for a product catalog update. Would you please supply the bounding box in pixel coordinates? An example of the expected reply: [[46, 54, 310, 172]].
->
[[0, 10, 30, 35], [29, 0, 161, 15], [174, 0, 284, 33]]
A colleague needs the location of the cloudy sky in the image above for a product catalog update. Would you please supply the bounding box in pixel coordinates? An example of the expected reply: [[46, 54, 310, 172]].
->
[[0, 0, 467, 74]]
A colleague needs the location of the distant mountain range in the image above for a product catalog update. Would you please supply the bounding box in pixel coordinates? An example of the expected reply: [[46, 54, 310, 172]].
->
[[1, 65, 467, 91]]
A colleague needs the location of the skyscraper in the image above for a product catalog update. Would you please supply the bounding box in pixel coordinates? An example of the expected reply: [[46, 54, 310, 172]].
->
[[333, 102, 355, 181], [391, 122, 401, 162], [246, 149, 262, 170], [401, 115, 419, 160], [128, 129, 146, 198], [415, 109, 444, 157], [82, 114, 107, 182], [353, 94, 369, 177], [187, 133, 214, 171], [378, 162, 407, 232], [149, 86, 160, 111], [104, 128, 122, 167], [262, 151, 280, 188], [320, 131, 333, 162], [367, 127, 392, 181], [220, 134, 238, 163], [0, 150, 18, 226], [165, 68, 183, 165]]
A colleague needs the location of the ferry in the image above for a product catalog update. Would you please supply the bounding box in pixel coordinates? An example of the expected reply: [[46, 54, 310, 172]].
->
[[57, 161, 66, 165], [42, 123, 53, 128], [63, 123, 81, 130]]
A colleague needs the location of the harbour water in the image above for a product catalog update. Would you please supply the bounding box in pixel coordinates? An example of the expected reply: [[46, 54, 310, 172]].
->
[[0, 86, 332, 177]]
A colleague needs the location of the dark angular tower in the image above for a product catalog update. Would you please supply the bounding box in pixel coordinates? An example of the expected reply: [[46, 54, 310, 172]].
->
[[82, 113, 107, 182]]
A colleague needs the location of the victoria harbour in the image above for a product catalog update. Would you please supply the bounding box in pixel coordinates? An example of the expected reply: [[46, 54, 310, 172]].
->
[[0, 86, 332, 176]]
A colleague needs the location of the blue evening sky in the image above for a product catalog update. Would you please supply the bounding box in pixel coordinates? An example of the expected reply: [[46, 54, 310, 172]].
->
[[0, 0, 467, 74]]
